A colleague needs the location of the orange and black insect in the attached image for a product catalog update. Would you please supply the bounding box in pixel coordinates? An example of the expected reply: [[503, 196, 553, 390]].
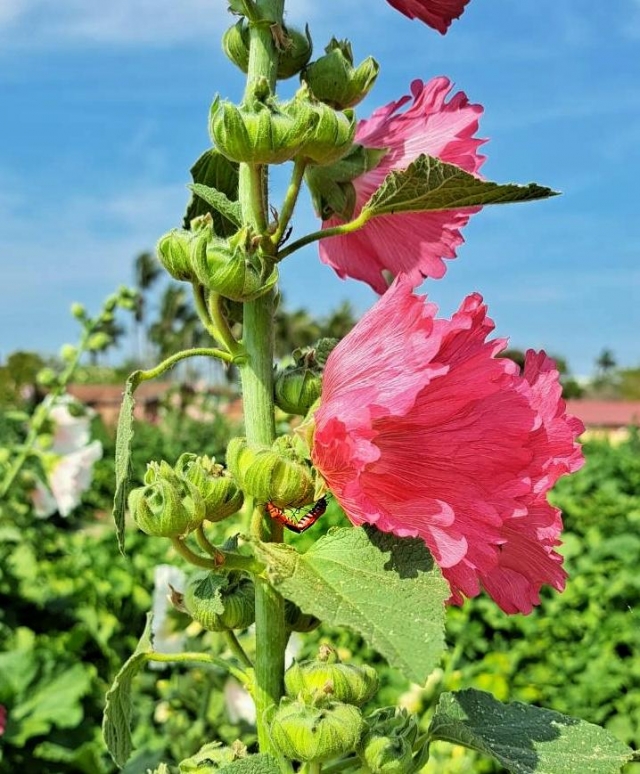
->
[[266, 497, 327, 533]]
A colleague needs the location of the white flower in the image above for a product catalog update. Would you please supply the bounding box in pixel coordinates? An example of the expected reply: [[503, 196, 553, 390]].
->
[[30, 394, 102, 518], [224, 678, 256, 725]]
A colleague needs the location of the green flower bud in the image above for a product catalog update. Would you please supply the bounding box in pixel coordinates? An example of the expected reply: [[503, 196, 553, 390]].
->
[[157, 228, 200, 282], [129, 460, 205, 538], [222, 20, 249, 73], [36, 367, 58, 387], [284, 600, 321, 633], [226, 437, 314, 509], [104, 294, 119, 313], [274, 365, 322, 416], [293, 89, 355, 166], [209, 94, 318, 165], [184, 571, 255, 632], [175, 453, 244, 522], [70, 302, 86, 320], [60, 344, 78, 363], [359, 734, 414, 774], [364, 707, 420, 746], [191, 226, 278, 303], [87, 332, 112, 351], [271, 700, 364, 762], [285, 656, 379, 707], [303, 38, 379, 109]]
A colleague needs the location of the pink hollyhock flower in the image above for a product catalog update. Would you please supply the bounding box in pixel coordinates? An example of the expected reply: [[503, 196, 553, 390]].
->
[[311, 280, 584, 614], [319, 77, 485, 294], [0, 704, 6, 736], [385, 0, 471, 33]]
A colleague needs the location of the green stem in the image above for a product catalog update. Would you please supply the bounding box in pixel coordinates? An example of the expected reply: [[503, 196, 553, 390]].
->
[[171, 537, 262, 574], [224, 630, 254, 670], [272, 158, 307, 248], [195, 524, 222, 559], [238, 0, 287, 755], [277, 211, 369, 262], [193, 283, 224, 341], [137, 347, 234, 383], [207, 291, 245, 359], [146, 651, 247, 685]]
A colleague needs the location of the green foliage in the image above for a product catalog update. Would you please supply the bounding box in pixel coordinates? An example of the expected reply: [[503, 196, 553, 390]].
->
[[429, 690, 633, 774], [255, 525, 449, 683], [361, 155, 558, 219], [113, 373, 141, 552], [438, 434, 640, 769]]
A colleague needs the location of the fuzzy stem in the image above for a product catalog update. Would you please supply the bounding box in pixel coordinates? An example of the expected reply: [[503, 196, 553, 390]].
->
[[238, 0, 287, 755], [224, 630, 255, 670], [276, 211, 369, 261], [272, 158, 308, 248], [146, 651, 248, 685]]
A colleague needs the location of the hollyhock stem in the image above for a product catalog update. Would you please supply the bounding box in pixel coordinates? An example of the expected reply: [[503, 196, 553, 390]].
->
[[272, 158, 308, 249], [237, 0, 287, 754], [277, 211, 368, 261]]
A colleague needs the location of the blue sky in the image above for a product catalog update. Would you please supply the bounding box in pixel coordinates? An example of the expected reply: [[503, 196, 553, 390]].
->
[[0, 0, 638, 376]]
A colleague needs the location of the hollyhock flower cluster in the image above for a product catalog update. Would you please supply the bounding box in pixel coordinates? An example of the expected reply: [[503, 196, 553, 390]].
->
[[386, 0, 471, 33], [31, 396, 103, 518], [319, 77, 485, 294], [311, 280, 584, 614]]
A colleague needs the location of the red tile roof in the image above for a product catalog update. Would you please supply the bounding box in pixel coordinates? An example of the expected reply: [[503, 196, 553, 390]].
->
[[566, 400, 640, 428]]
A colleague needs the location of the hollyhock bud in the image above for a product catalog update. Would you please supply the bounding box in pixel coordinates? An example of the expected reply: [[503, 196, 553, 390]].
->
[[359, 735, 414, 774], [385, 0, 471, 34], [311, 279, 584, 614], [174, 453, 244, 522], [285, 654, 379, 707], [129, 461, 205, 538], [270, 699, 364, 762], [191, 225, 278, 303], [303, 38, 379, 110], [184, 571, 255, 632], [317, 77, 486, 293], [274, 363, 322, 416], [294, 91, 356, 166], [209, 94, 317, 165], [226, 437, 314, 509], [156, 228, 200, 282], [179, 740, 247, 773], [364, 707, 420, 746]]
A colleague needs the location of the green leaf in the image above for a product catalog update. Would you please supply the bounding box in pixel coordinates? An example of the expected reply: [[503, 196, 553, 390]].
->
[[188, 183, 242, 229], [428, 689, 634, 774], [9, 663, 94, 745], [184, 150, 240, 236], [102, 613, 154, 768], [254, 526, 448, 683], [112, 371, 142, 554], [361, 155, 558, 218]]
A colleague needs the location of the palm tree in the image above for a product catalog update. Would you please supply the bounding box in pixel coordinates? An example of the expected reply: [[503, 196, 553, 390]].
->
[[134, 251, 162, 365]]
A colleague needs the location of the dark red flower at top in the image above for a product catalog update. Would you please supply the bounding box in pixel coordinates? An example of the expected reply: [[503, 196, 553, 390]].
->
[[386, 0, 471, 33]]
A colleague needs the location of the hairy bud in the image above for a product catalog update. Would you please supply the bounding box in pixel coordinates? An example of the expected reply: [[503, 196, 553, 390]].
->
[[303, 38, 379, 109], [224, 20, 312, 80], [175, 453, 244, 522], [270, 699, 364, 762], [184, 571, 255, 632], [285, 652, 379, 707], [226, 437, 314, 509]]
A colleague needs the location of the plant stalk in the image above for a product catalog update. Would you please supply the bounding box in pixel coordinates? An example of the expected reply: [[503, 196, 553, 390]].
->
[[237, 0, 288, 754]]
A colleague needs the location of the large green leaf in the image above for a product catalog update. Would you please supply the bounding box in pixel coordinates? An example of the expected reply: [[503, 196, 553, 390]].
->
[[102, 614, 154, 768], [183, 150, 240, 236], [361, 155, 557, 218], [254, 526, 448, 683], [429, 689, 634, 774], [112, 371, 142, 554]]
